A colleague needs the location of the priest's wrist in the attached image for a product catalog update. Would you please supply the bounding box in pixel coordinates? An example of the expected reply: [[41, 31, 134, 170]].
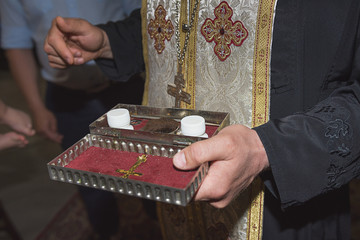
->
[[251, 129, 270, 174], [98, 29, 113, 59]]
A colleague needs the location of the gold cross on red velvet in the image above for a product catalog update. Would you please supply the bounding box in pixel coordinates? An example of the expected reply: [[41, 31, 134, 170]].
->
[[201, 1, 248, 61], [116, 154, 147, 179], [148, 5, 174, 54]]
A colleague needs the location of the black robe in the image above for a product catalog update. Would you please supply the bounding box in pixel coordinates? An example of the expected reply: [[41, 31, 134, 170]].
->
[[96, 0, 360, 238]]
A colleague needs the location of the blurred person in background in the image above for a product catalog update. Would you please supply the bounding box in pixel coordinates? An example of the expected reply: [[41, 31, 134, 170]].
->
[[0, 1, 144, 239]]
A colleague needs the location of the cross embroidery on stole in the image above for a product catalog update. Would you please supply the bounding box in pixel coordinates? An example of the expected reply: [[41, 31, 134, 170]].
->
[[201, 1, 248, 61], [148, 5, 174, 54]]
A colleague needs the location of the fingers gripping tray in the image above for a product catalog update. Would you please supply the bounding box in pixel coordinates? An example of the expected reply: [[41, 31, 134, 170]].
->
[[47, 104, 230, 206]]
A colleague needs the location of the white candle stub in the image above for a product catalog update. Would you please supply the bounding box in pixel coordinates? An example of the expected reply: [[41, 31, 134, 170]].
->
[[106, 108, 134, 130], [181, 115, 208, 138]]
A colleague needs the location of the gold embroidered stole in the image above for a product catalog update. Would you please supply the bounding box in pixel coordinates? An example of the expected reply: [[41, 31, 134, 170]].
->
[[141, 0, 276, 239], [248, 1, 277, 238]]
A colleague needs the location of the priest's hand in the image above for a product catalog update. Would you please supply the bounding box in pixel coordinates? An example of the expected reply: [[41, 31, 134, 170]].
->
[[44, 16, 113, 69], [173, 124, 269, 208]]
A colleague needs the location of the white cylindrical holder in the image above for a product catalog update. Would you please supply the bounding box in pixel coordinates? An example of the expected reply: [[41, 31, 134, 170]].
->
[[106, 108, 134, 130], [180, 115, 208, 138]]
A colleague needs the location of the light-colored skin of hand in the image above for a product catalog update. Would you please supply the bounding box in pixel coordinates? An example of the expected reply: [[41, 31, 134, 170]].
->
[[0, 106, 35, 137], [0, 132, 29, 151], [5, 49, 63, 144], [31, 106, 63, 144], [173, 124, 269, 208], [44, 16, 113, 68], [0, 103, 35, 150]]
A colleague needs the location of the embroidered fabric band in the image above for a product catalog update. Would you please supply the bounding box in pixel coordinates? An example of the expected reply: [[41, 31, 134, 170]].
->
[[181, 0, 198, 109], [248, 0, 277, 239], [142, 0, 277, 239]]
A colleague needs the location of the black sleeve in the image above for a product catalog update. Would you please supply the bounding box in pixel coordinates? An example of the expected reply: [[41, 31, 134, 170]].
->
[[95, 9, 145, 82], [255, 0, 360, 208], [256, 82, 360, 208]]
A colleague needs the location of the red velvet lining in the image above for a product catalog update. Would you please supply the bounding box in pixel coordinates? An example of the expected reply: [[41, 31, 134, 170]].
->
[[65, 146, 197, 189]]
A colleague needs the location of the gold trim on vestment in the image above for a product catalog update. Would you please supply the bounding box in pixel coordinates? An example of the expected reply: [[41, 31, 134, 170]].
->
[[141, 0, 150, 106], [248, 0, 277, 239], [180, 0, 198, 110], [142, 0, 277, 238]]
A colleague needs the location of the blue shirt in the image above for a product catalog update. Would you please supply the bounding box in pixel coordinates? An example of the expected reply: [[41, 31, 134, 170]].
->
[[0, 0, 141, 86]]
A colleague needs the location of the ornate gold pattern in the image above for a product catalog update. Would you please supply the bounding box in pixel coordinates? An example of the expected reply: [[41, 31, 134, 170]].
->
[[148, 5, 174, 54], [248, 0, 277, 239], [181, 0, 198, 109], [201, 1, 248, 61], [140, 0, 149, 106], [141, 0, 278, 238]]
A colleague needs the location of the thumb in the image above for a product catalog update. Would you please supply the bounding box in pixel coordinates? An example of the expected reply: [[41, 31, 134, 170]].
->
[[57, 16, 93, 38], [55, 16, 81, 35], [173, 136, 226, 170], [45, 16, 77, 65]]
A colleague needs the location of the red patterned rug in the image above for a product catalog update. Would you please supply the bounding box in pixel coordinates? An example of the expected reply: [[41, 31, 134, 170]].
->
[[35, 193, 162, 240], [36, 180, 360, 240]]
